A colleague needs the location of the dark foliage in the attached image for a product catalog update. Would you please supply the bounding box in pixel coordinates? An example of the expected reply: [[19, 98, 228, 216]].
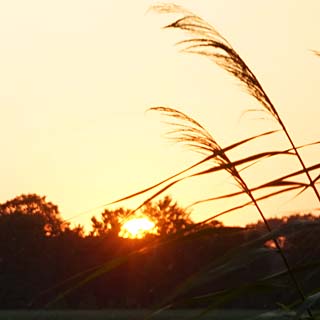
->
[[90, 196, 192, 237], [1, 194, 320, 310], [0, 194, 67, 236]]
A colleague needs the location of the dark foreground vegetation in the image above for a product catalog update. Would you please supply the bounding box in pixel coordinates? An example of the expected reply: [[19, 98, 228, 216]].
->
[[1, 3, 320, 318], [1, 193, 320, 311], [0, 309, 298, 320]]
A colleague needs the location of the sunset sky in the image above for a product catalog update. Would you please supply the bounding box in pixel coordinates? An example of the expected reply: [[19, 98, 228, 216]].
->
[[0, 1, 319, 229]]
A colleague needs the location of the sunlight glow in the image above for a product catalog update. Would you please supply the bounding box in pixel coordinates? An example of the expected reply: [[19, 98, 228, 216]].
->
[[119, 216, 157, 239]]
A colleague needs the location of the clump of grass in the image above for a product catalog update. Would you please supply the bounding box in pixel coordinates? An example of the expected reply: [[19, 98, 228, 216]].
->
[[148, 107, 311, 318], [151, 3, 320, 204], [105, 5, 320, 316], [45, 4, 320, 318], [144, 3, 320, 318]]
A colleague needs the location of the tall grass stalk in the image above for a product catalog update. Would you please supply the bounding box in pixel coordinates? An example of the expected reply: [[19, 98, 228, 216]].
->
[[102, 5, 320, 317], [149, 107, 311, 317], [151, 3, 320, 204], [45, 5, 320, 318], [148, 3, 320, 317]]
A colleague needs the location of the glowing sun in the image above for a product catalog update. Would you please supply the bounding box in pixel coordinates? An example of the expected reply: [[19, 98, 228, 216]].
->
[[119, 216, 157, 239]]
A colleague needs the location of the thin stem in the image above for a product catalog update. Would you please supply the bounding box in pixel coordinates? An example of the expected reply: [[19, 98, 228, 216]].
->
[[236, 46, 318, 320], [152, 6, 318, 315], [241, 178, 314, 319], [280, 118, 320, 202], [263, 94, 320, 203], [223, 143, 314, 318]]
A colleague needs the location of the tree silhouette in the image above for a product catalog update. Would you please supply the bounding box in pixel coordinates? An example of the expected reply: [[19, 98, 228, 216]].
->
[[90, 207, 131, 237], [90, 196, 192, 237], [0, 193, 67, 237], [1, 192, 319, 309], [0, 194, 68, 307], [142, 196, 192, 236]]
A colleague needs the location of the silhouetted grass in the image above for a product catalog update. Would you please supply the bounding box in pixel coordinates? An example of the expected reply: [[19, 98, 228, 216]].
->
[[146, 4, 320, 318], [45, 3, 320, 319]]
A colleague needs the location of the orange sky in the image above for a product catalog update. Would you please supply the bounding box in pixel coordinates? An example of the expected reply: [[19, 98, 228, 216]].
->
[[0, 1, 319, 229]]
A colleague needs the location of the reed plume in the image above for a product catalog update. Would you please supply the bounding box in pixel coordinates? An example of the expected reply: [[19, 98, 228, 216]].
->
[[150, 107, 310, 315], [151, 3, 320, 205], [149, 4, 320, 317]]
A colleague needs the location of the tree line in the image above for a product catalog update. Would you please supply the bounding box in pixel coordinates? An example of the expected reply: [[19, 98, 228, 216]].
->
[[0, 193, 319, 309]]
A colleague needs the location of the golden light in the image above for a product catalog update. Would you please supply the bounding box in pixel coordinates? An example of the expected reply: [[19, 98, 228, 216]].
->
[[119, 216, 157, 239]]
